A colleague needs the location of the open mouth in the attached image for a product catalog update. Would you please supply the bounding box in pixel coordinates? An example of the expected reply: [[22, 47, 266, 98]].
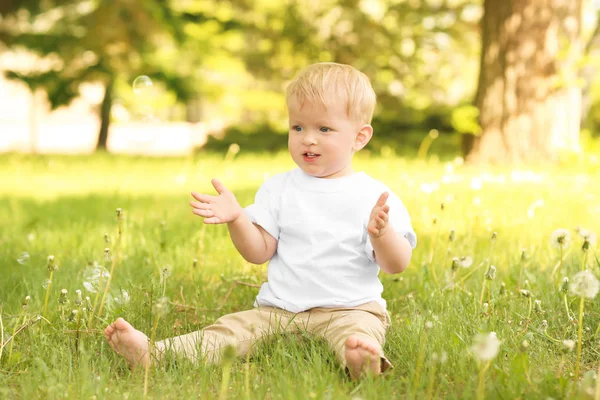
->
[[302, 152, 320, 162]]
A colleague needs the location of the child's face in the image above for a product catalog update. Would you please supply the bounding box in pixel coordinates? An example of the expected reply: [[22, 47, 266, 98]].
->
[[287, 96, 372, 179]]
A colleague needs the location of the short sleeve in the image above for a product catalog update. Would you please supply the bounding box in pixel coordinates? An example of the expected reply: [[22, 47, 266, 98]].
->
[[364, 191, 417, 262], [244, 180, 280, 240]]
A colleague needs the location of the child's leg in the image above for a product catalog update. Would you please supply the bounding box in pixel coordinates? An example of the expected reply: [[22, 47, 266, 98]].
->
[[105, 306, 294, 368], [308, 301, 391, 380]]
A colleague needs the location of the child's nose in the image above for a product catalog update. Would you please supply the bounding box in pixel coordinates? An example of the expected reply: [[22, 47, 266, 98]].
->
[[302, 131, 317, 145]]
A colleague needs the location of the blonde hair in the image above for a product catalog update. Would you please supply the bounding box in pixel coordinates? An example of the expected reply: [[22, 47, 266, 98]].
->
[[286, 62, 376, 124]]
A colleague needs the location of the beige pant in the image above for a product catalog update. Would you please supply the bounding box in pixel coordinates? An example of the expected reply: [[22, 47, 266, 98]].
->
[[155, 301, 392, 372]]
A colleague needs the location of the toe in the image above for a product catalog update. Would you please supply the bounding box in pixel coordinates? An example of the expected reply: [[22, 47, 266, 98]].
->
[[345, 335, 359, 349], [114, 317, 133, 332]]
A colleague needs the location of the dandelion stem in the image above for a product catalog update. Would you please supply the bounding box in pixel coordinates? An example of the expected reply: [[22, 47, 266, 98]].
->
[[564, 294, 572, 322], [412, 329, 427, 393], [543, 328, 561, 343], [575, 296, 585, 381], [42, 271, 53, 318], [527, 297, 533, 320], [553, 247, 564, 288], [96, 216, 124, 325], [477, 361, 490, 400], [478, 279, 487, 307], [429, 222, 442, 285], [245, 349, 251, 400], [144, 314, 161, 399], [7, 308, 25, 363], [582, 250, 588, 272], [220, 357, 233, 400]]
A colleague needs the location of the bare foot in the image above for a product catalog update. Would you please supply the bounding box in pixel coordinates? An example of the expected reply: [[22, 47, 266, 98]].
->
[[104, 317, 150, 369], [345, 335, 382, 380]]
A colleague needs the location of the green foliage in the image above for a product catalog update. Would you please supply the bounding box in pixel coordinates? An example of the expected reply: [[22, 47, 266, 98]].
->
[[450, 104, 482, 135]]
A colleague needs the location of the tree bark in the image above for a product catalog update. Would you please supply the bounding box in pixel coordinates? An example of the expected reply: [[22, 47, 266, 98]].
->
[[96, 77, 114, 151], [468, 0, 582, 163]]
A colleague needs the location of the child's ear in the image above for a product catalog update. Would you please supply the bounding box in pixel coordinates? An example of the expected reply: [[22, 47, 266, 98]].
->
[[353, 124, 373, 151]]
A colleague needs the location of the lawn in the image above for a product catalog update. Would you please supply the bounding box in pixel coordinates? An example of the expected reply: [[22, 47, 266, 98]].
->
[[1, 149, 599, 399]]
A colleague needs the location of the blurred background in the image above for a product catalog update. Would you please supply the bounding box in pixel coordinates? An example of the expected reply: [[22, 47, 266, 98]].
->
[[0, 0, 599, 162]]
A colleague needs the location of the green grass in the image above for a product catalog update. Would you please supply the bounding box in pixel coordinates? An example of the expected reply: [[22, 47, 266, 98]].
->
[[1, 150, 600, 399]]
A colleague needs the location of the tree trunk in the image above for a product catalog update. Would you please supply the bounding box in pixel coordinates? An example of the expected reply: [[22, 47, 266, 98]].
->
[[468, 0, 582, 163], [580, 15, 600, 127], [96, 77, 114, 151]]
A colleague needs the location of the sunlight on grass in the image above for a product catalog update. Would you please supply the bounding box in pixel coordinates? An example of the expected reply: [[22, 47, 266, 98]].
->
[[0, 151, 599, 398]]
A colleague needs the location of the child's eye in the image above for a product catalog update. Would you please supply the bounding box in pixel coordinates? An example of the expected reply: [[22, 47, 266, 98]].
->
[[292, 125, 303, 132], [320, 127, 331, 133]]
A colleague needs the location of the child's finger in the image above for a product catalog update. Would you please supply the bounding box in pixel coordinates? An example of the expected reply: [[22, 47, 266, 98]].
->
[[203, 217, 221, 224], [190, 201, 211, 210], [211, 178, 228, 195], [192, 209, 213, 218], [191, 192, 213, 202], [375, 192, 389, 207]]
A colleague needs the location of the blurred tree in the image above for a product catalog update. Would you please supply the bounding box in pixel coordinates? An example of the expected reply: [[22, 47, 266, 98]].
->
[[223, 0, 482, 130], [0, 0, 195, 150], [468, 0, 582, 163]]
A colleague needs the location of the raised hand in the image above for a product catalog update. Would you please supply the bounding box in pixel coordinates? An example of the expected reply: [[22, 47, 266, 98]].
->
[[190, 179, 243, 224], [368, 192, 390, 238]]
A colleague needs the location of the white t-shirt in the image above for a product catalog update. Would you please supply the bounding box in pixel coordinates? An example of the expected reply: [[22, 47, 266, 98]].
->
[[244, 168, 417, 313]]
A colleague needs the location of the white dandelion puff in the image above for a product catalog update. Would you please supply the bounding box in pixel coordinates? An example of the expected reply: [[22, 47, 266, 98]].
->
[[470, 332, 501, 361], [550, 229, 571, 249], [569, 270, 600, 299]]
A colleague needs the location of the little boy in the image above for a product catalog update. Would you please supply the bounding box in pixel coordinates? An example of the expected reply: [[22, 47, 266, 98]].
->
[[104, 62, 417, 379]]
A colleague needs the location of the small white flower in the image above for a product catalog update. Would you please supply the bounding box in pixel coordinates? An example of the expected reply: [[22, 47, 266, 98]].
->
[[550, 229, 571, 249], [569, 270, 600, 299], [471, 332, 501, 361]]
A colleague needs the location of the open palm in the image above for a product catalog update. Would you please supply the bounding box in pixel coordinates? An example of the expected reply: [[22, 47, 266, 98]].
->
[[190, 179, 243, 224]]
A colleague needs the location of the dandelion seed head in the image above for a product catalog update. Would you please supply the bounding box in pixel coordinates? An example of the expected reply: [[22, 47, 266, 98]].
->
[[569, 270, 600, 299], [47, 255, 58, 272], [520, 289, 532, 298], [470, 332, 501, 361], [104, 248, 111, 262], [425, 321, 434, 330], [485, 265, 496, 280], [520, 248, 527, 261], [448, 229, 456, 242], [562, 339, 575, 352], [550, 229, 571, 249], [457, 256, 473, 268], [577, 228, 597, 246], [153, 296, 169, 317], [542, 320, 548, 329], [561, 277, 570, 293], [491, 232, 497, 241]]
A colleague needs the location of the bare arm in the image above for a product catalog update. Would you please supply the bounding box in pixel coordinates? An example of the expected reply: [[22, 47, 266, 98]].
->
[[367, 192, 413, 274], [370, 229, 412, 274], [227, 213, 277, 264], [191, 179, 277, 264]]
